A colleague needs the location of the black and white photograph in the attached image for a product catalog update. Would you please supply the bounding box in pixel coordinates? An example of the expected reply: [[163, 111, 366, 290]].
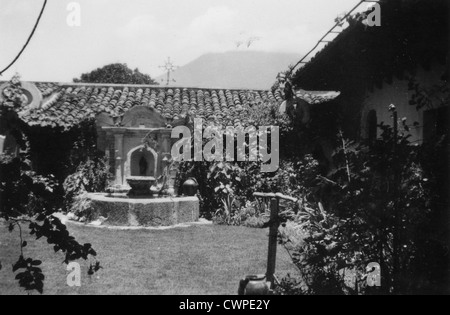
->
[[0, 0, 448, 298]]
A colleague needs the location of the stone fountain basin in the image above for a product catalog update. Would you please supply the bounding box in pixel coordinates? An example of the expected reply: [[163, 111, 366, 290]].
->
[[126, 176, 156, 196], [86, 193, 199, 227]]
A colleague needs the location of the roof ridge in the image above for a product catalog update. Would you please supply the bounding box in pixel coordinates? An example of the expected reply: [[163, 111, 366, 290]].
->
[[26, 81, 271, 92]]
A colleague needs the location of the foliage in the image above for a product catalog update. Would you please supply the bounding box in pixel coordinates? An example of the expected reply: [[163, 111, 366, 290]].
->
[[63, 156, 111, 211], [176, 98, 298, 221], [178, 160, 248, 220], [238, 201, 268, 228], [408, 75, 450, 111], [0, 77, 100, 294], [252, 156, 320, 198], [73, 63, 158, 85], [278, 117, 448, 294], [60, 119, 112, 212], [68, 120, 102, 166], [68, 192, 96, 222], [243, 99, 293, 139], [213, 200, 269, 228], [179, 154, 321, 226]]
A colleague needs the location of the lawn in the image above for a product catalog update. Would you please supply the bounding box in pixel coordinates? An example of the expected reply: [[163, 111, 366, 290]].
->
[[0, 221, 299, 295]]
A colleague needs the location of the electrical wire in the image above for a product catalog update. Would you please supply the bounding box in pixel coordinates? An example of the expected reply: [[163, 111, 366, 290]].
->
[[0, 0, 48, 76]]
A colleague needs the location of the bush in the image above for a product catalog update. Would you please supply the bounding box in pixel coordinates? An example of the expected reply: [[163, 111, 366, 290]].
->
[[278, 122, 449, 295], [0, 76, 100, 294], [68, 192, 97, 222], [63, 156, 112, 211], [178, 154, 321, 225], [177, 98, 295, 220], [212, 200, 269, 228]]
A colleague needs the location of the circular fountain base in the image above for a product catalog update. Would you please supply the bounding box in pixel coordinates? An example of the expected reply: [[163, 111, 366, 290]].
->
[[86, 193, 200, 227]]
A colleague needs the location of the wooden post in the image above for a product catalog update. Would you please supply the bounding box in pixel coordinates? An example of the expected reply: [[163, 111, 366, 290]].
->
[[252, 192, 298, 292], [266, 198, 279, 286]]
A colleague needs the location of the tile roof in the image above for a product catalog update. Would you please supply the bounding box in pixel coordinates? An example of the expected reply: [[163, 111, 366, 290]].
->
[[14, 82, 282, 129], [1, 81, 341, 130], [294, 89, 341, 105]]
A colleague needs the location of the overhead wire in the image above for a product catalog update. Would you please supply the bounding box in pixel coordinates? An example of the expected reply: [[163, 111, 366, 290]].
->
[[0, 0, 48, 76]]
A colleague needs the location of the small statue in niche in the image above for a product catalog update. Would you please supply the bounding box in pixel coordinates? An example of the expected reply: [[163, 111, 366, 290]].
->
[[139, 156, 148, 176]]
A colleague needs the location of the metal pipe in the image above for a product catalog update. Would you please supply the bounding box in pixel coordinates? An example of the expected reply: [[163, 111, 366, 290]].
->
[[266, 198, 279, 286]]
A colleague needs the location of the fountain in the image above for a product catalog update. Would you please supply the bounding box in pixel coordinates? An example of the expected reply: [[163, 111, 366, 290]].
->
[[126, 176, 156, 197], [84, 106, 200, 227]]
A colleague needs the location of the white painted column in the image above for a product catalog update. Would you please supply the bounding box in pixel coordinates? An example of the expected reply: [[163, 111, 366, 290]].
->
[[114, 132, 125, 186], [0, 135, 5, 154]]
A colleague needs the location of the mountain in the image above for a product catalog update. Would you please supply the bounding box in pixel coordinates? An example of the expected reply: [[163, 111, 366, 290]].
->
[[156, 51, 301, 90]]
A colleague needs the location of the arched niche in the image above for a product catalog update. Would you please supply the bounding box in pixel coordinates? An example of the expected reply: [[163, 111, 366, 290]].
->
[[121, 106, 166, 128], [125, 145, 158, 178]]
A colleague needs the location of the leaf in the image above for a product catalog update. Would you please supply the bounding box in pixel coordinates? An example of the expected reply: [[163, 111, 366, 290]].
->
[[15, 272, 26, 280], [94, 261, 102, 271], [36, 282, 44, 294], [12, 256, 26, 272]]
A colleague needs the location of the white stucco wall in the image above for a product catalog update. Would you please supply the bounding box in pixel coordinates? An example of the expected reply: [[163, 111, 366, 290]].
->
[[361, 64, 446, 143]]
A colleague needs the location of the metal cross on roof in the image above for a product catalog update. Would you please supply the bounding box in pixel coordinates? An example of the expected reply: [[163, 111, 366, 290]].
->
[[159, 57, 179, 86]]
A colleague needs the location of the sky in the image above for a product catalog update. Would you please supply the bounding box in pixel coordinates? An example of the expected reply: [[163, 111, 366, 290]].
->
[[0, 0, 368, 82]]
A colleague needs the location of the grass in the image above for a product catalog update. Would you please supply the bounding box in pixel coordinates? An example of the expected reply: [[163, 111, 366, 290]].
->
[[0, 222, 299, 295]]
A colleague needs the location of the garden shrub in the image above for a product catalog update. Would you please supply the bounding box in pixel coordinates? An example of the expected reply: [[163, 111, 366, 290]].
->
[[0, 76, 100, 294], [178, 153, 322, 225], [175, 99, 297, 221], [63, 156, 112, 212], [212, 200, 269, 228], [277, 121, 449, 295], [68, 192, 97, 222]]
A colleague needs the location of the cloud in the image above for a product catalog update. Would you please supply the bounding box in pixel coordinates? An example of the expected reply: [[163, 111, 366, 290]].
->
[[177, 7, 238, 55], [178, 6, 320, 56], [250, 25, 321, 53], [189, 6, 237, 36], [116, 6, 239, 66], [92, 3, 324, 77], [117, 14, 160, 39], [116, 5, 317, 58]]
